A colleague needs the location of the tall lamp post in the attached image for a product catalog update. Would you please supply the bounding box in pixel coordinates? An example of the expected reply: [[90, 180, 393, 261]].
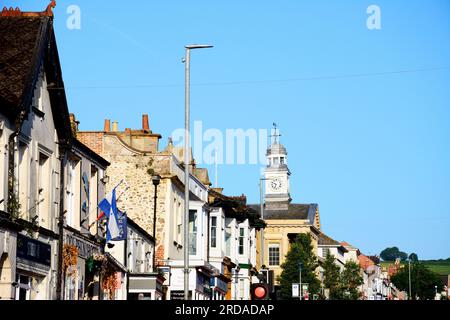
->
[[258, 178, 270, 268], [298, 262, 303, 301], [152, 175, 161, 272], [408, 259, 412, 300], [259, 177, 274, 268], [183, 44, 213, 300]]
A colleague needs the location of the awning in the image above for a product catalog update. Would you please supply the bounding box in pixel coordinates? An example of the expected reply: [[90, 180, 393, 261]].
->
[[128, 273, 165, 294], [105, 252, 127, 273], [196, 265, 213, 277]]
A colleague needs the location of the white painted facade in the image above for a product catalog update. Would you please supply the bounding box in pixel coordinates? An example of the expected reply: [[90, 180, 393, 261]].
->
[[164, 154, 213, 300], [0, 114, 16, 300], [0, 69, 61, 300]]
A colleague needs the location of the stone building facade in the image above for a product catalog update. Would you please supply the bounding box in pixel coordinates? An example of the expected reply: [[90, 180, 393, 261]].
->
[[249, 127, 322, 291]]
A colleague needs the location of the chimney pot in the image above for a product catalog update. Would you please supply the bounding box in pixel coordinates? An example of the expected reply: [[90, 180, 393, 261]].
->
[[112, 121, 118, 132], [142, 114, 150, 132], [104, 119, 111, 132]]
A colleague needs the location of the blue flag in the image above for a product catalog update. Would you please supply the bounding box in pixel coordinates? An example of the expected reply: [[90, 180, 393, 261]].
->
[[113, 211, 127, 241], [98, 188, 120, 241]]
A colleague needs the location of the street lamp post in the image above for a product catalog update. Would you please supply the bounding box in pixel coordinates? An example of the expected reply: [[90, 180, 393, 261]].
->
[[298, 262, 303, 301], [152, 175, 161, 272], [408, 259, 412, 300], [183, 44, 213, 301], [258, 178, 270, 268]]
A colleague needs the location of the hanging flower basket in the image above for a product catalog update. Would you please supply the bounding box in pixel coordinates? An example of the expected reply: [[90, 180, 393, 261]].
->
[[63, 244, 78, 276]]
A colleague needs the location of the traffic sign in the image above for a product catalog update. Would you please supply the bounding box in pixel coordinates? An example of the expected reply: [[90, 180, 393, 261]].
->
[[292, 283, 300, 298]]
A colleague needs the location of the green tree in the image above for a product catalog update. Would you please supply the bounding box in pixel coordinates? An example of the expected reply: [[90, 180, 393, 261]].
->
[[391, 262, 443, 300], [340, 261, 364, 300], [380, 246, 408, 261], [322, 253, 343, 299], [408, 253, 419, 262], [278, 233, 320, 299]]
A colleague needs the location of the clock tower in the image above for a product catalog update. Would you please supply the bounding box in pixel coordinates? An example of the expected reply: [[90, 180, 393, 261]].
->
[[264, 124, 291, 210]]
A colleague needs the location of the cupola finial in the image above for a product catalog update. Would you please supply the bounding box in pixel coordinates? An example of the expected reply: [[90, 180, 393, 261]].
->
[[270, 122, 281, 144]]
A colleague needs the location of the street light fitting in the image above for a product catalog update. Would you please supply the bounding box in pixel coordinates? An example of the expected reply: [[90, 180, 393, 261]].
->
[[152, 175, 161, 187], [185, 44, 214, 50]]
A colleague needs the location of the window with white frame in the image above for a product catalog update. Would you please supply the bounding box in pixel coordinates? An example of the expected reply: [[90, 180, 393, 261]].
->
[[177, 201, 182, 243], [15, 274, 31, 300], [18, 141, 29, 218], [268, 244, 280, 266], [37, 152, 50, 223], [210, 217, 217, 248], [225, 226, 231, 256], [189, 210, 197, 255], [89, 165, 98, 233], [238, 227, 245, 255]]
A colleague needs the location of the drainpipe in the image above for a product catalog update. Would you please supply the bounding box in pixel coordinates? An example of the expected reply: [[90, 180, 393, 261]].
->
[[6, 111, 26, 216], [56, 145, 68, 300], [206, 208, 210, 264]]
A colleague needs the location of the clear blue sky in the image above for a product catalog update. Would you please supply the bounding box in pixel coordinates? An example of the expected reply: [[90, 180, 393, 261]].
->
[[7, 0, 450, 259]]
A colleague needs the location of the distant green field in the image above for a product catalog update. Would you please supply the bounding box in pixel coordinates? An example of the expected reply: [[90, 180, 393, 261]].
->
[[380, 260, 450, 275]]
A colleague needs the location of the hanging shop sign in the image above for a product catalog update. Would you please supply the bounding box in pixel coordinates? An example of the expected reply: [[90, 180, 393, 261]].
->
[[64, 230, 101, 259]]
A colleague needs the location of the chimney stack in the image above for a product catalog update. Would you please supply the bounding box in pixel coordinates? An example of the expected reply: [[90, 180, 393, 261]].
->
[[104, 119, 111, 132], [112, 121, 118, 132], [142, 114, 150, 132], [69, 113, 79, 136]]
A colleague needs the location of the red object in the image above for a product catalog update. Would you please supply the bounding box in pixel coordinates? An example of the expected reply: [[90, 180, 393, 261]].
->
[[250, 283, 270, 300], [254, 287, 266, 299], [97, 211, 105, 220]]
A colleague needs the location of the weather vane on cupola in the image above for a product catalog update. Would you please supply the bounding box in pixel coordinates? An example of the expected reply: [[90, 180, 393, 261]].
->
[[270, 122, 281, 144]]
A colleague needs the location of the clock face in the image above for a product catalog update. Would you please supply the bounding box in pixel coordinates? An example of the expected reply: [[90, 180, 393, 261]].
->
[[270, 178, 282, 191]]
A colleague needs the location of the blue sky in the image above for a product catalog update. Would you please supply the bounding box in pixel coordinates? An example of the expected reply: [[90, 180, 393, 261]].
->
[[7, 0, 450, 259]]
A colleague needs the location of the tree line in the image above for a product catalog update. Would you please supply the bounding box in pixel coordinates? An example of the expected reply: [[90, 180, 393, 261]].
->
[[277, 235, 446, 300]]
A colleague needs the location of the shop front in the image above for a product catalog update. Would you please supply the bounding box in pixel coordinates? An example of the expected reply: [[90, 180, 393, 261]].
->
[[0, 217, 18, 300], [15, 233, 56, 300], [195, 266, 213, 300], [63, 228, 103, 300], [210, 275, 229, 300], [127, 272, 165, 300]]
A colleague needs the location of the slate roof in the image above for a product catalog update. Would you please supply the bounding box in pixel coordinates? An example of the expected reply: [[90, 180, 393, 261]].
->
[[0, 14, 72, 142], [248, 203, 314, 220], [318, 232, 340, 246], [0, 16, 48, 114]]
